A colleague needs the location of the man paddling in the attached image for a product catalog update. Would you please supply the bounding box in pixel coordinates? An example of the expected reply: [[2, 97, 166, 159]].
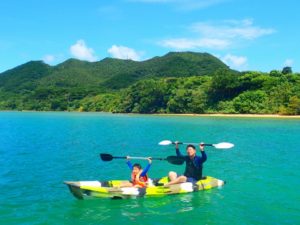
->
[[165, 142, 207, 186]]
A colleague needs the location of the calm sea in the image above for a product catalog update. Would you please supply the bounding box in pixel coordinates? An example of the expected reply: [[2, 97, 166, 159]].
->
[[0, 112, 299, 225]]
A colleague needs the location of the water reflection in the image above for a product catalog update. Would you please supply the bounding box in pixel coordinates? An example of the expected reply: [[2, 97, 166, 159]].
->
[[64, 199, 114, 222], [63, 192, 219, 224], [64, 189, 225, 224]]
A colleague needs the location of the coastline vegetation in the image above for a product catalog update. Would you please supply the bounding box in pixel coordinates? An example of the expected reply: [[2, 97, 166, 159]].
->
[[0, 52, 299, 115]]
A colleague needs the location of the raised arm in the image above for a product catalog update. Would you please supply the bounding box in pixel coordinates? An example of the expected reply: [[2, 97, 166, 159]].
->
[[199, 143, 207, 163], [140, 157, 152, 177], [199, 150, 207, 163], [126, 156, 133, 170], [194, 144, 207, 166], [175, 141, 183, 157]]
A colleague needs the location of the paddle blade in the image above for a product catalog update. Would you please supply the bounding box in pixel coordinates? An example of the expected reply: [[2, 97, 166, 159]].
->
[[100, 153, 113, 161], [159, 140, 173, 146], [212, 142, 234, 149], [166, 156, 185, 165]]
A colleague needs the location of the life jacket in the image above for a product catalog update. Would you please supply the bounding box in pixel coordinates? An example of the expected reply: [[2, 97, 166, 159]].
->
[[131, 171, 148, 188]]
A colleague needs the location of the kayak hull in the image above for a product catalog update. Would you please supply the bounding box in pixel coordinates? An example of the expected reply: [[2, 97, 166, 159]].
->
[[64, 176, 225, 200]]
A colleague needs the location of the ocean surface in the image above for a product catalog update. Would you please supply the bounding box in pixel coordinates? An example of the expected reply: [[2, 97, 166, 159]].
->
[[0, 112, 299, 225]]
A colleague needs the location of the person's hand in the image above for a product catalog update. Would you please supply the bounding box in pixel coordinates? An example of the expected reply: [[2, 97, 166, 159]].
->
[[174, 141, 179, 149], [147, 157, 152, 164], [199, 142, 205, 151], [126, 156, 130, 161]]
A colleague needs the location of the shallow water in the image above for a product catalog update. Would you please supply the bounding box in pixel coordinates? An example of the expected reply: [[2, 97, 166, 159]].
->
[[0, 112, 299, 225]]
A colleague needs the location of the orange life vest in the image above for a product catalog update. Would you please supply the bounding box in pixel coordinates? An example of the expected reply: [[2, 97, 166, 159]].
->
[[131, 171, 148, 188]]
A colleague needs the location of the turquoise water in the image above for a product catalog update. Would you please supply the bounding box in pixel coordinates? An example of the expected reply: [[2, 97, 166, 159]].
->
[[0, 112, 299, 225]]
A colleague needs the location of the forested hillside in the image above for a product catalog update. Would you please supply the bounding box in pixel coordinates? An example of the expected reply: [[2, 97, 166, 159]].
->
[[0, 52, 299, 114]]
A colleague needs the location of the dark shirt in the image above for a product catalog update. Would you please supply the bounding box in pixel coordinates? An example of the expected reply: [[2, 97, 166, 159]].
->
[[176, 148, 207, 180]]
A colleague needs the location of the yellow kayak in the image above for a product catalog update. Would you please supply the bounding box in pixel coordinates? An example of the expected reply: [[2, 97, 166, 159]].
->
[[64, 176, 225, 199]]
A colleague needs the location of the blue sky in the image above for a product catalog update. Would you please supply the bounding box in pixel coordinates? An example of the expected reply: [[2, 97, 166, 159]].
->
[[0, 0, 299, 73]]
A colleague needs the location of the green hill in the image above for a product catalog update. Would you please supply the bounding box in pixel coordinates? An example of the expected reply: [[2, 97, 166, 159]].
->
[[0, 52, 230, 91], [102, 52, 230, 88], [0, 61, 52, 93], [2, 51, 298, 115], [0, 51, 231, 107]]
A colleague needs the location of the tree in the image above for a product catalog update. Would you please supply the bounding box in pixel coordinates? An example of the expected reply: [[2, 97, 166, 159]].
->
[[269, 70, 282, 77], [282, 67, 292, 75], [166, 89, 191, 113], [118, 79, 168, 113], [268, 82, 293, 113], [187, 88, 208, 113], [286, 96, 300, 115], [208, 69, 242, 103], [232, 90, 268, 113]]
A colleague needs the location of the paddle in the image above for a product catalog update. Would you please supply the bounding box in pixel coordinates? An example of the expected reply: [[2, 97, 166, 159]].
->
[[100, 153, 185, 165], [158, 140, 234, 149]]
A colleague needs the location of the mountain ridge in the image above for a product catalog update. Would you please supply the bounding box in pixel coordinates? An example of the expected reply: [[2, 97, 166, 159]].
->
[[0, 51, 232, 92]]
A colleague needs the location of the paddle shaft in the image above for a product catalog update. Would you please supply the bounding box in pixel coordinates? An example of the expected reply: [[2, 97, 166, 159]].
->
[[174, 142, 213, 146], [112, 156, 166, 160], [100, 153, 185, 165]]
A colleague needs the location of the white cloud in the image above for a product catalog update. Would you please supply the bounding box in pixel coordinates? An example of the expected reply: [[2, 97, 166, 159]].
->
[[158, 19, 275, 51], [220, 53, 248, 71], [191, 19, 275, 40], [108, 45, 142, 61], [284, 59, 293, 67], [43, 55, 55, 64], [70, 40, 98, 61], [159, 38, 230, 50]]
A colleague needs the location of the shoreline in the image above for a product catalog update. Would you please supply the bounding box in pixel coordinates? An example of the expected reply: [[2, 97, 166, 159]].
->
[[153, 113, 300, 119], [1, 110, 300, 119]]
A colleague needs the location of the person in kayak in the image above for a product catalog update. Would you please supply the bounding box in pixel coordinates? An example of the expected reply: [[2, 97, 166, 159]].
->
[[165, 142, 207, 186], [121, 156, 152, 188]]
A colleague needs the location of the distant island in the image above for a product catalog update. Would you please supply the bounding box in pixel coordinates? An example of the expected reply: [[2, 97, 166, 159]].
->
[[0, 51, 299, 115]]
